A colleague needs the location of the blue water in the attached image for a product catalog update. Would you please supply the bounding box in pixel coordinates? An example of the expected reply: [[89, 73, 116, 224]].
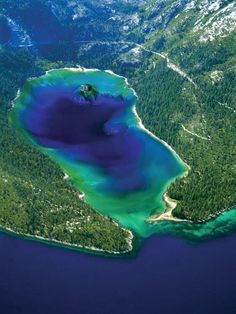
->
[[11, 68, 186, 237], [0, 233, 235, 314], [0, 16, 11, 44]]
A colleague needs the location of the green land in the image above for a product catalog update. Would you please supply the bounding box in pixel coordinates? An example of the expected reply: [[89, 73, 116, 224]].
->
[[0, 0, 235, 254]]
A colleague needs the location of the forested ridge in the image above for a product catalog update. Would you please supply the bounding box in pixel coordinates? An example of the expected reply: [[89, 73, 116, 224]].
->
[[41, 34, 236, 223], [131, 32, 236, 221], [0, 0, 235, 247]]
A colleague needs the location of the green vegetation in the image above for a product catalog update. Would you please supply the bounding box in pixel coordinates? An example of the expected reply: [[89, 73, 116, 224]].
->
[[130, 32, 236, 222], [71, 33, 236, 223], [0, 0, 235, 247], [122, 0, 236, 222], [0, 48, 132, 253], [78, 84, 98, 99]]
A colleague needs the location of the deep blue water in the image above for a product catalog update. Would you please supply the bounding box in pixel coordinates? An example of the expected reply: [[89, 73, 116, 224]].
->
[[6, 2, 73, 43], [0, 16, 11, 44], [12, 69, 186, 236], [0, 233, 236, 314]]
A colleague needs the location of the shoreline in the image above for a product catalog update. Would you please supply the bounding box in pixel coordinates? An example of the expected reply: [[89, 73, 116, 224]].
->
[[51, 66, 191, 225], [20, 65, 190, 175], [11, 66, 235, 246], [0, 223, 134, 256], [11, 65, 191, 244], [148, 194, 236, 225], [133, 106, 190, 172], [147, 193, 189, 223]]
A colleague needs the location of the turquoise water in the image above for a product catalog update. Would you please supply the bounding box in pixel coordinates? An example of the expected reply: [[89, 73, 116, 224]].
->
[[10, 68, 236, 240]]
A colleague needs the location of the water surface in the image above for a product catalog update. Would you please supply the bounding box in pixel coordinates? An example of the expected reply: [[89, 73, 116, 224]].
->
[[0, 232, 236, 314], [10, 68, 236, 240], [11, 68, 186, 237]]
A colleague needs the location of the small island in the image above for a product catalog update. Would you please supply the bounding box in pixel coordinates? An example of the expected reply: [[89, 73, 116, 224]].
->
[[78, 84, 98, 99], [10, 67, 186, 239]]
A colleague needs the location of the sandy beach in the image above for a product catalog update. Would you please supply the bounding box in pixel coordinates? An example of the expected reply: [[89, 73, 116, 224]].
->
[[147, 193, 188, 223]]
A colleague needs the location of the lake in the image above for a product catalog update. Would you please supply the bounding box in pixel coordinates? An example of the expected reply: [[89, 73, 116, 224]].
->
[[11, 68, 186, 237], [0, 232, 236, 314]]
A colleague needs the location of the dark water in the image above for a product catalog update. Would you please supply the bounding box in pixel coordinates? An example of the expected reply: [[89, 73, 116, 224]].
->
[[7, 2, 73, 43], [0, 233, 236, 314], [0, 16, 11, 44], [12, 69, 185, 236]]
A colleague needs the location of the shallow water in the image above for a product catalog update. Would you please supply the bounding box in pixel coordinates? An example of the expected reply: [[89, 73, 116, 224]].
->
[[10, 68, 236, 240], [11, 68, 186, 237]]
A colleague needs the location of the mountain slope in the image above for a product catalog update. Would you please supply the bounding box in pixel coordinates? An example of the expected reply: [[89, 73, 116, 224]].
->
[[0, 0, 235, 249], [128, 0, 236, 221]]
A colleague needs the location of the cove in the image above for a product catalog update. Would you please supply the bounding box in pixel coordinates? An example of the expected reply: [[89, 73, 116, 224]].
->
[[10, 68, 236, 240]]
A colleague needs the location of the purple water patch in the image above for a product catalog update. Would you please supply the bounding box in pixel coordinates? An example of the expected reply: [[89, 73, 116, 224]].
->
[[0, 16, 11, 44], [11, 69, 187, 236], [22, 75, 146, 193]]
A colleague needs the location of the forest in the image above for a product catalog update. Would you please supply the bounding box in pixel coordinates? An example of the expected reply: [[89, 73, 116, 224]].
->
[[0, 47, 132, 253], [0, 12, 235, 250], [131, 34, 236, 221]]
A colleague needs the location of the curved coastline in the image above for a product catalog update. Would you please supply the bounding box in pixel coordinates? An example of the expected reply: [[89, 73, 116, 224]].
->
[[7, 66, 236, 254], [75, 66, 191, 224], [0, 222, 134, 257], [55, 68, 236, 235], [11, 66, 190, 226]]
